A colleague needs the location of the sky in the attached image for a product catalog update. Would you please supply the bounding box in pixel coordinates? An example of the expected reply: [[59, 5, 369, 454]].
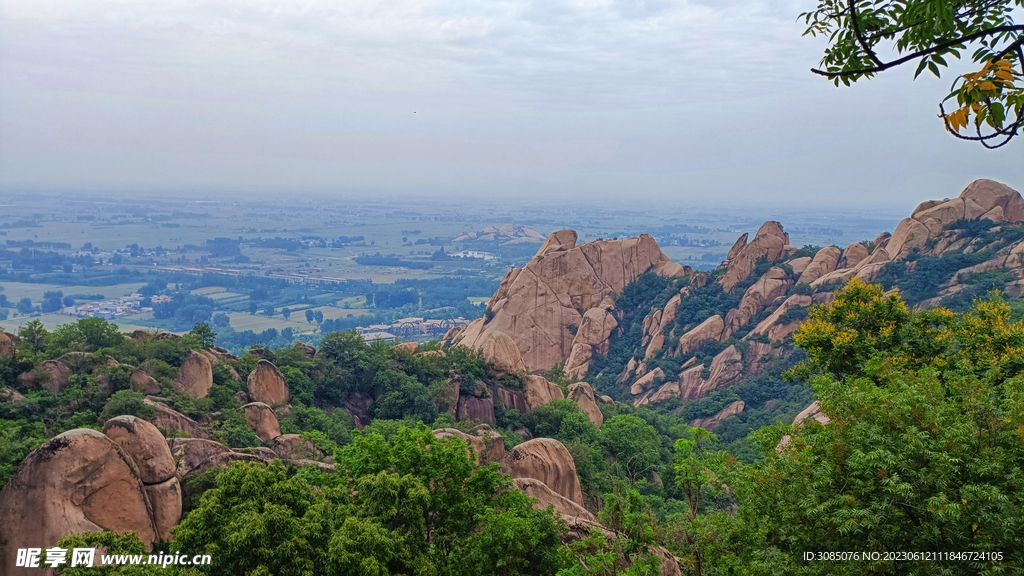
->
[[1, 0, 1022, 209]]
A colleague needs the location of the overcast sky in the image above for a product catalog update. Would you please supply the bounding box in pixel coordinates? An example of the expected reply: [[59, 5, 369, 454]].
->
[[1, 0, 1021, 208]]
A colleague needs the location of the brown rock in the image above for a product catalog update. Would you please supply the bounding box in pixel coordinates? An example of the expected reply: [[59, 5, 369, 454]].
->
[[748, 294, 812, 343], [513, 477, 596, 522], [630, 367, 665, 396], [501, 438, 584, 506], [726, 233, 748, 261], [457, 232, 679, 372], [677, 315, 724, 356], [144, 477, 182, 542], [797, 246, 841, 285], [690, 400, 745, 430], [103, 416, 176, 485], [456, 394, 496, 424], [0, 331, 14, 357], [495, 386, 530, 413], [294, 341, 316, 358], [723, 267, 792, 339], [394, 341, 419, 354], [0, 429, 159, 573], [1, 387, 25, 402], [246, 359, 289, 405], [838, 242, 870, 269], [480, 331, 528, 377], [33, 360, 73, 394], [167, 438, 235, 479], [679, 346, 744, 402], [243, 402, 282, 442], [270, 434, 323, 460], [564, 298, 618, 379], [721, 222, 788, 293], [794, 400, 830, 426], [433, 427, 506, 465], [567, 382, 604, 429], [886, 217, 931, 260], [131, 329, 153, 342], [598, 394, 614, 404], [523, 375, 565, 410], [173, 350, 212, 398], [787, 256, 812, 276], [145, 398, 209, 439], [131, 370, 162, 395]]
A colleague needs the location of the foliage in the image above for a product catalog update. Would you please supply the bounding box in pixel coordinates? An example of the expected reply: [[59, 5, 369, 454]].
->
[[171, 426, 569, 576], [99, 390, 155, 422], [801, 0, 1024, 147]]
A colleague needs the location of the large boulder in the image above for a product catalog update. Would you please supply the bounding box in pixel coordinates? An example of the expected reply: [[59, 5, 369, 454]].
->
[[564, 297, 618, 379], [23, 360, 73, 394], [144, 397, 210, 439], [568, 382, 604, 429], [690, 400, 745, 430], [167, 438, 237, 479], [748, 294, 812, 343], [243, 402, 282, 441], [0, 429, 159, 574], [501, 438, 584, 506], [723, 267, 792, 339], [481, 332, 528, 377], [173, 350, 213, 398], [720, 222, 788, 293], [678, 346, 744, 402], [513, 477, 596, 522], [456, 231, 681, 372], [103, 416, 176, 485], [495, 386, 530, 413], [246, 359, 289, 405], [456, 394, 496, 424], [677, 315, 724, 356], [394, 341, 419, 354], [0, 331, 14, 357], [630, 367, 666, 396], [523, 375, 565, 410], [130, 370, 162, 395], [433, 427, 506, 465], [797, 246, 841, 285], [270, 434, 323, 460], [144, 477, 182, 542], [294, 341, 317, 358], [837, 242, 870, 269]]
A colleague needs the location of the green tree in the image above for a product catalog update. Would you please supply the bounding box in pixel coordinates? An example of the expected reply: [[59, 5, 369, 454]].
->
[[305, 309, 315, 323], [187, 322, 217, 349], [172, 425, 569, 576], [99, 390, 156, 422], [600, 415, 663, 485], [715, 283, 1024, 575], [801, 0, 1024, 147], [672, 428, 728, 576]]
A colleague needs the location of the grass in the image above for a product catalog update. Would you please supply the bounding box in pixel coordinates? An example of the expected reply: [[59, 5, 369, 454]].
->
[[0, 282, 148, 302]]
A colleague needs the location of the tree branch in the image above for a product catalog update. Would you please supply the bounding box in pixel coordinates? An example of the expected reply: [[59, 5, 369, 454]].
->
[[848, 0, 884, 67], [812, 24, 1024, 78]]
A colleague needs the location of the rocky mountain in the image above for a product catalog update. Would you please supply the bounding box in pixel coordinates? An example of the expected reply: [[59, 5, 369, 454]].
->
[[455, 178, 1024, 438], [453, 223, 546, 245]]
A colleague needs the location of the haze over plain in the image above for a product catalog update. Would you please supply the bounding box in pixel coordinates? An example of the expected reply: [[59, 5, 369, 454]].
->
[[1, 0, 1022, 206]]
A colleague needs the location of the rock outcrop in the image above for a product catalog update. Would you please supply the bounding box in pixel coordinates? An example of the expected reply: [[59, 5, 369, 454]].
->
[[394, 341, 419, 354], [723, 267, 792, 339], [797, 246, 841, 285], [0, 429, 160, 574], [243, 402, 282, 442], [270, 434, 323, 460], [0, 331, 13, 357], [720, 222, 788, 293], [433, 427, 506, 465], [480, 332, 527, 377], [501, 438, 584, 506], [456, 393, 496, 424], [567, 381, 604, 429], [564, 296, 618, 379], [102, 416, 181, 541], [524, 375, 565, 409], [246, 359, 289, 405], [677, 315, 724, 356], [456, 230, 687, 372], [145, 397, 209, 439], [173, 350, 212, 398], [131, 370, 162, 394], [690, 400, 745, 430]]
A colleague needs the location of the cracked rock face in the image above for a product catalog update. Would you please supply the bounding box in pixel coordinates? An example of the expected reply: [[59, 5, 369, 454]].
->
[[457, 230, 684, 372]]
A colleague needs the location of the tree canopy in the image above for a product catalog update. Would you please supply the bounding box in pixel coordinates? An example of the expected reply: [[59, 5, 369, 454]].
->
[[802, 0, 1024, 147]]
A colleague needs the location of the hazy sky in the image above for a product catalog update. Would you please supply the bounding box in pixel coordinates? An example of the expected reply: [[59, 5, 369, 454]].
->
[[2, 0, 1022, 207]]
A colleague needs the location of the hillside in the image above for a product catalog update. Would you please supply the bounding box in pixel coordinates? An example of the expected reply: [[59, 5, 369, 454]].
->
[[2, 178, 1023, 574]]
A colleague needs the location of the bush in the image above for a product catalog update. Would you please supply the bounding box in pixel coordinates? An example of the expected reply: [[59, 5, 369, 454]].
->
[[99, 390, 155, 422]]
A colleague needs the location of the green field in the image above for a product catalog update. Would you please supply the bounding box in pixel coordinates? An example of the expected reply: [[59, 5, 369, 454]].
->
[[0, 311, 156, 333], [0, 282, 148, 302]]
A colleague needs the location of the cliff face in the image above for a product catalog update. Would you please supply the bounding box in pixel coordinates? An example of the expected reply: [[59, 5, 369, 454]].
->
[[460, 178, 1024, 432], [456, 230, 689, 373]]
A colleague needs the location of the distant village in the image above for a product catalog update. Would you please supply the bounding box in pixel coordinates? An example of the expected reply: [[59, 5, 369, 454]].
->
[[355, 317, 471, 343], [59, 293, 169, 319]]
